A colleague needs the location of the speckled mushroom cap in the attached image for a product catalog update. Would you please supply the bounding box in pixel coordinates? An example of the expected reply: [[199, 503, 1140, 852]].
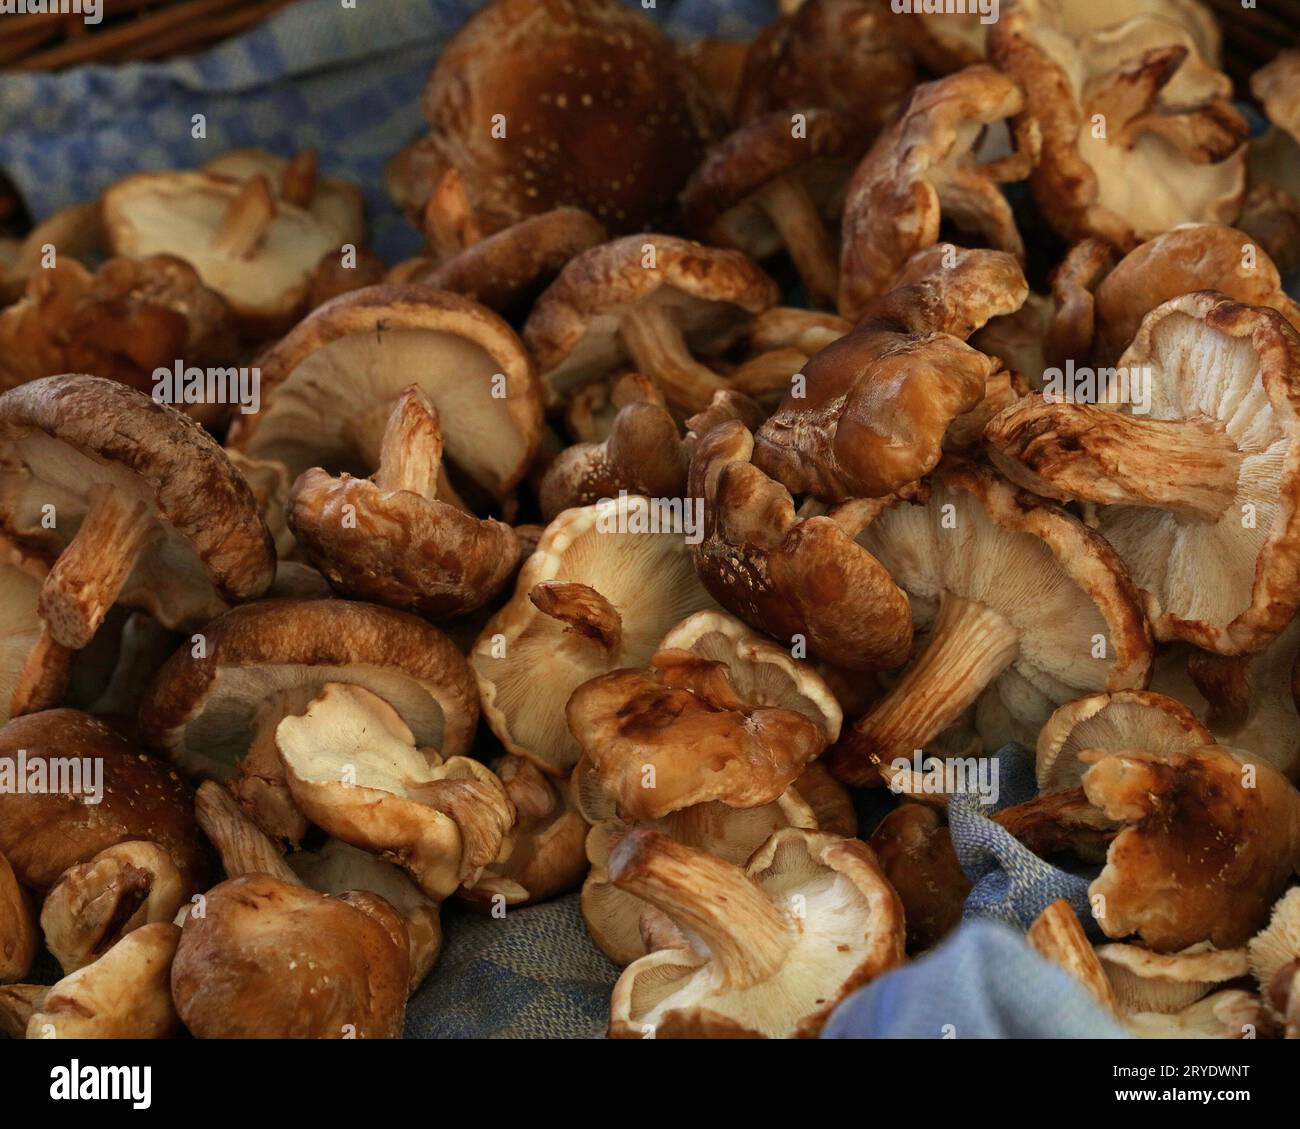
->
[[0, 709, 206, 894], [607, 828, 905, 1038], [171, 875, 409, 1039], [413, 208, 608, 317], [837, 67, 1038, 319], [227, 285, 543, 498], [690, 420, 913, 672], [989, 5, 1246, 250], [138, 598, 479, 781], [0, 375, 275, 643], [470, 494, 717, 776], [828, 459, 1153, 786], [420, 0, 719, 238], [987, 293, 1300, 655], [524, 233, 779, 407]]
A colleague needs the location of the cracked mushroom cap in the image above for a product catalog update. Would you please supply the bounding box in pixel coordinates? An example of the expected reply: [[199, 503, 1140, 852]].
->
[[227, 285, 542, 499], [755, 246, 1027, 500], [837, 67, 1038, 319], [567, 649, 828, 822], [278, 683, 514, 900], [172, 874, 409, 1038], [828, 459, 1152, 787], [288, 386, 520, 618], [868, 804, 971, 952], [0, 709, 205, 894], [524, 233, 779, 412], [0, 375, 275, 649], [102, 171, 341, 334], [1084, 744, 1300, 951], [0, 849, 38, 981], [420, 0, 718, 239], [26, 922, 181, 1040], [987, 292, 1300, 655], [458, 756, 589, 910], [680, 108, 860, 309], [39, 840, 185, 975], [989, 7, 1246, 250], [470, 494, 717, 776], [1249, 887, 1300, 1037], [1091, 225, 1300, 361], [690, 421, 913, 672], [1036, 689, 1212, 791], [607, 828, 905, 1038], [138, 599, 478, 844]]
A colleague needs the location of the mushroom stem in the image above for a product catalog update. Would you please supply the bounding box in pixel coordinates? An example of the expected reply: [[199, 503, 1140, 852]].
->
[[829, 593, 1021, 789], [372, 386, 443, 500], [210, 175, 277, 261], [230, 686, 317, 845], [422, 167, 483, 260], [987, 402, 1246, 521], [618, 302, 728, 415], [529, 581, 623, 653], [10, 627, 70, 718], [754, 174, 840, 309], [609, 829, 792, 990], [727, 347, 809, 400], [195, 781, 302, 886], [281, 149, 319, 208], [38, 486, 161, 650]]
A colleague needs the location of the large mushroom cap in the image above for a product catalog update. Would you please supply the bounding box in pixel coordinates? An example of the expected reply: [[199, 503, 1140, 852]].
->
[[607, 828, 905, 1038], [420, 0, 719, 238], [0, 709, 205, 894], [171, 874, 409, 1038], [524, 233, 779, 411], [138, 598, 479, 782], [829, 459, 1152, 786], [988, 292, 1300, 655], [228, 285, 543, 499], [471, 494, 717, 776], [0, 375, 275, 647]]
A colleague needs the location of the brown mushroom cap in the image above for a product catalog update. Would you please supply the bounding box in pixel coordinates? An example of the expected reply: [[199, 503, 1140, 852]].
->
[[288, 386, 521, 618], [0, 849, 38, 981], [837, 67, 1037, 319], [1036, 689, 1212, 791], [524, 233, 779, 412], [419, 0, 719, 239], [868, 804, 971, 952], [1084, 744, 1300, 951], [691, 420, 914, 671], [171, 875, 409, 1038], [138, 598, 479, 786], [828, 459, 1153, 787], [0, 709, 206, 894], [0, 375, 275, 648], [607, 828, 905, 1038], [988, 293, 1300, 655], [227, 285, 543, 499]]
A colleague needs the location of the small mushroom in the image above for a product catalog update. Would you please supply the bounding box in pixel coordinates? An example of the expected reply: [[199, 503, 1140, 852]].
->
[[0, 709, 205, 895], [837, 67, 1039, 318], [40, 841, 185, 975], [690, 420, 913, 671], [1084, 744, 1300, 951], [827, 459, 1152, 787], [607, 828, 905, 1038], [681, 108, 860, 308], [868, 804, 971, 952], [27, 923, 181, 1040], [470, 494, 716, 776], [524, 234, 779, 413], [0, 375, 275, 649], [277, 682, 514, 900], [0, 849, 38, 981], [227, 285, 543, 502], [289, 385, 520, 618], [986, 293, 1300, 655], [171, 875, 409, 1038], [139, 599, 479, 846], [1249, 888, 1300, 1037]]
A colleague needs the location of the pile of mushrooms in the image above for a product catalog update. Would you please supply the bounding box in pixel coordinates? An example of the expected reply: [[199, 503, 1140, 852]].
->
[[1, 0, 1299, 1042]]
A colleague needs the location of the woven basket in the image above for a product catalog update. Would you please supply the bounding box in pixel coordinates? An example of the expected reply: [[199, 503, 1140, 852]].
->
[[0, 0, 295, 70]]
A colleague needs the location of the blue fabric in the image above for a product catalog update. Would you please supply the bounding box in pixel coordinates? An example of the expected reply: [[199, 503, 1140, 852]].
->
[[822, 920, 1129, 1038]]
